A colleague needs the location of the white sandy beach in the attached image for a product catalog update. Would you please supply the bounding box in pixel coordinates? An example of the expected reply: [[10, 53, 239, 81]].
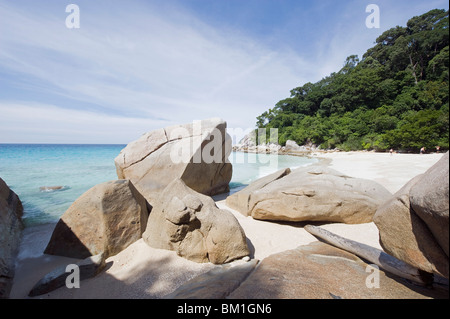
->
[[312, 151, 444, 194], [9, 151, 445, 299]]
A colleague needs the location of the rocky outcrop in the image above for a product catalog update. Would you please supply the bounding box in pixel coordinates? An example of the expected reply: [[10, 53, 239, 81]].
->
[[229, 166, 391, 224], [39, 186, 66, 192], [410, 152, 449, 258], [227, 241, 448, 299], [142, 179, 250, 264], [233, 130, 257, 150], [284, 140, 300, 151], [232, 131, 321, 154], [374, 152, 449, 278], [0, 178, 24, 299], [283, 140, 320, 153], [44, 180, 149, 260], [114, 118, 232, 204]]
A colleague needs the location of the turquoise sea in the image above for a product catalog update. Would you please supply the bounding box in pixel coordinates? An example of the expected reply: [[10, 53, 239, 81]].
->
[[0, 144, 317, 227]]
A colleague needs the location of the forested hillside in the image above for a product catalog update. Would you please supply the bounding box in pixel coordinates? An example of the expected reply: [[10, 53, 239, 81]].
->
[[256, 9, 449, 152]]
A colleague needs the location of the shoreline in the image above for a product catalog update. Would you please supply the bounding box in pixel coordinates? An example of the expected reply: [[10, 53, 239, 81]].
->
[[9, 151, 446, 299]]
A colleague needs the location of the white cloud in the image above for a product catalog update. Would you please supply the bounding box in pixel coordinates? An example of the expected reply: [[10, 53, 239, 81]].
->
[[0, 101, 168, 144], [0, 0, 311, 143], [1, 0, 447, 144]]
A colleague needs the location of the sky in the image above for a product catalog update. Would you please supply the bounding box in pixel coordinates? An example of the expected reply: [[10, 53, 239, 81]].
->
[[0, 0, 448, 144]]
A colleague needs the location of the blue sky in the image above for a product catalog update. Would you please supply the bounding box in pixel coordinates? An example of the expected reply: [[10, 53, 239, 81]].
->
[[0, 0, 448, 144]]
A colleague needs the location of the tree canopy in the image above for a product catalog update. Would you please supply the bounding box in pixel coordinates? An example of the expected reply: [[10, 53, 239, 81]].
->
[[256, 9, 449, 152]]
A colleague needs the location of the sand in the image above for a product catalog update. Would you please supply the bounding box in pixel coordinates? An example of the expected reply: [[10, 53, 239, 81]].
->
[[9, 151, 445, 299], [311, 151, 444, 194]]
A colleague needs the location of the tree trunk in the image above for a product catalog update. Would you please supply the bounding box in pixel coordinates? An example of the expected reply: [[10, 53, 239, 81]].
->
[[304, 225, 433, 285], [409, 54, 419, 85]]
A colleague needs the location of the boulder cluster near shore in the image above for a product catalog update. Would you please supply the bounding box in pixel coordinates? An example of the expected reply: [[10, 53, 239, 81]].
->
[[232, 130, 320, 155], [1, 118, 448, 299]]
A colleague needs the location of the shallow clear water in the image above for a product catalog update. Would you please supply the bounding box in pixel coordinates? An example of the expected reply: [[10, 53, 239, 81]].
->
[[228, 151, 315, 189], [0, 144, 125, 226], [0, 144, 316, 226]]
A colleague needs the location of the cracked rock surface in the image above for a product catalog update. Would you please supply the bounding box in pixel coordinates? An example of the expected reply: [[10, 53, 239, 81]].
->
[[114, 118, 232, 205], [227, 166, 391, 224], [143, 178, 250, 264]]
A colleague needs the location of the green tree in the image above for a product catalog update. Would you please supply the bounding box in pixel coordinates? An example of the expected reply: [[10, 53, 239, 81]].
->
[[382, 108, 449, 151], [255, 9, 449, 153]]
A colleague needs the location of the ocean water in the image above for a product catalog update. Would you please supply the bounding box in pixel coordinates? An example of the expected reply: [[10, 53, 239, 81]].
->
[[0, 144, 316, 227]]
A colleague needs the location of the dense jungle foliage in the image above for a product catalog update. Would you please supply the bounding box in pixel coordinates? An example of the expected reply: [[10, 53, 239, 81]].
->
[[256, 9, 449, 152]]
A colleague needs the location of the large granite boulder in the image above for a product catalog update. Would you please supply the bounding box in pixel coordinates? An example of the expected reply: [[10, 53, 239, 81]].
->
[[44, 180, 149, 260], [374, 152, 449, 278], [0, 178, 24, 299], [229, 166, 391, 224], [114, 118, 232, 204], [228, 241, 447, 299], [410, 152, 449, 257], [142, 179, 250, 264]]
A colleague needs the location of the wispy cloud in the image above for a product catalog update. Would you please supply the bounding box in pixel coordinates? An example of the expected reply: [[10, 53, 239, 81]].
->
[[0, 101, 169, 144], [0, 0, 311, 143], [0, 0, 448, 143]]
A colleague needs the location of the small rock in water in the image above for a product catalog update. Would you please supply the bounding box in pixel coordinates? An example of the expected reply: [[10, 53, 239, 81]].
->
[[39, 186, 65, 192]]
